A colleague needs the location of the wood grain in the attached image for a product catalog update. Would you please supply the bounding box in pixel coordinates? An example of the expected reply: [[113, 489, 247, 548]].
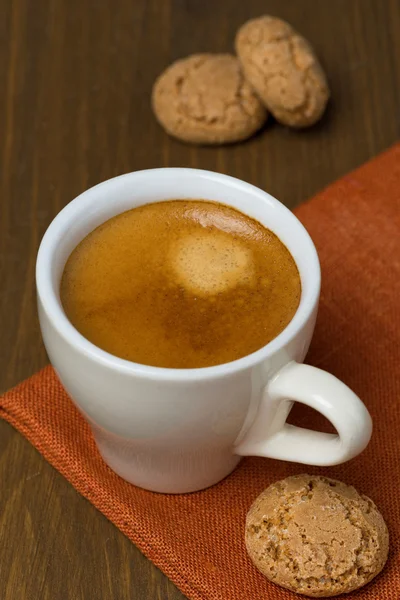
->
[[0, 0, 399, 598]]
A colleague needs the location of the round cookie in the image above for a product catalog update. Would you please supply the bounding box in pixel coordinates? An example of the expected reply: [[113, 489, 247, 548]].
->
[[245, 474, 389, 598], [235, 16, 330, 128], [152, 53, 267, 144]]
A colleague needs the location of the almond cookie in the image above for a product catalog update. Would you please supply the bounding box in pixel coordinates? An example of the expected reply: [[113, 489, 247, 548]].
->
[[246, 475, 389, 597], [235, 16, 329, 128], [152, 53, 267, 144]]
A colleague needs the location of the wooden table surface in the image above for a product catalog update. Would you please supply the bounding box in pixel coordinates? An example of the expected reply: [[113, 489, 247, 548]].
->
[[1, 0, 399, 598]]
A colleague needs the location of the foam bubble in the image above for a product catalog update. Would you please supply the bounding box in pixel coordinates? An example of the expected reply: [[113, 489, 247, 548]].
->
[[169, 230, 254, 295]]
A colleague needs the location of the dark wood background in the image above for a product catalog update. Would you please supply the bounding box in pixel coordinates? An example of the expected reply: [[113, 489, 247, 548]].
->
[[1, 0, 399, 598]]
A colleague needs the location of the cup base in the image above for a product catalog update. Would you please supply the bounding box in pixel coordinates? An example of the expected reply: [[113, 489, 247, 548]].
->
[[94, 430, 242, 493]]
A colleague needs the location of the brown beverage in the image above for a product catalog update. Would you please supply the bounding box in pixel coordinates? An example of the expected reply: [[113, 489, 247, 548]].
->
[[60, 200, 301, 368]]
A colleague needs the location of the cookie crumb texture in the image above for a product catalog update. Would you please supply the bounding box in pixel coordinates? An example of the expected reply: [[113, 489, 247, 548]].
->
[[236, 16, 330, 128], [245, 475, 389, 597], [152, 53, 267, 144]]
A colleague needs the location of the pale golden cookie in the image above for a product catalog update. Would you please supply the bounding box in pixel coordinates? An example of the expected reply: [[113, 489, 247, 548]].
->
[[152, 53, 267, 144], [245, 475, 389, 597], [236, 16, 330, 128]]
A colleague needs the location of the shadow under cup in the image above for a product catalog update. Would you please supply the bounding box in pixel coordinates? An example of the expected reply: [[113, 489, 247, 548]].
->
[[36, 168, 322, 493]]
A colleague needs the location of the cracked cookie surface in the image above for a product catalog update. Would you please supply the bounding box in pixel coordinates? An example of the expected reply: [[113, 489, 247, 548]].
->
[[245, 474, 389, 597], [236, 16, 330, 128], [152, 53, 267, 144]]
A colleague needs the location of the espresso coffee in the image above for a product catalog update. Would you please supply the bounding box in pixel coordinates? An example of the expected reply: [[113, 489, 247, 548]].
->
[[60, 200, 301, 368]]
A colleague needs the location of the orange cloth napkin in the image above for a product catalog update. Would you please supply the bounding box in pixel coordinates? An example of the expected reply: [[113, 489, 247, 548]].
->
[[1, 145, 400, 599]]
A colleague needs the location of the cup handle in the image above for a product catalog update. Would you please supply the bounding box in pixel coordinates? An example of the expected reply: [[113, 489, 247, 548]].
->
[[235, 362, 372, 465]]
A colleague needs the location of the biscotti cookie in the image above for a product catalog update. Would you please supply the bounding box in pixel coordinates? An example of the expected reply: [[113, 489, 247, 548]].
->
[[152, 53, 267, 144], [245, 474, 389, 597], [236, 16, 329, 128]]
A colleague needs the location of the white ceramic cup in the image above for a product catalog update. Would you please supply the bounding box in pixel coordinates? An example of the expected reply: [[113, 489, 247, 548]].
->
[[36, 168, 372, 494]]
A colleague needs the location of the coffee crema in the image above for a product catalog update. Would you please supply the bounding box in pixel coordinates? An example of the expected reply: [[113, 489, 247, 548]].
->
[[60, 200, 301, 368]]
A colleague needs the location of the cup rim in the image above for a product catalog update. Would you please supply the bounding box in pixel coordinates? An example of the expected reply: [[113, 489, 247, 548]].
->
[[36, 167, 321, 381]]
